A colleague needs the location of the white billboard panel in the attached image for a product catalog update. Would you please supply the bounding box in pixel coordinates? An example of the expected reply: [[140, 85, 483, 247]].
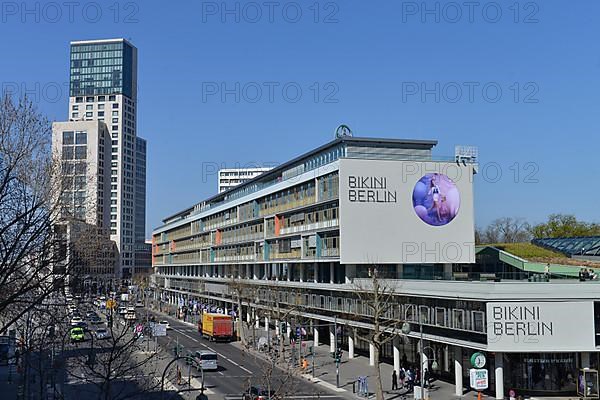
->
[[486, 301, 595, 352], [339, 159, 475, 264]]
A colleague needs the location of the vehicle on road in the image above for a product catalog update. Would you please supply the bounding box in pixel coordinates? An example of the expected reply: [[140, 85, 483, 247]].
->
[[194, 351, 218, 371], [199, 313, 233, 342], [70, 316, 83, 326], [159, 320, 171, 330], [90, 316, 102, 325], [242, 386, 273, 400], [95, 328, 110, 340], [135, 302, 143, 308], [118, 306, 127, 315], [124, 312, 136, 321], [70, 327, 85, 343]]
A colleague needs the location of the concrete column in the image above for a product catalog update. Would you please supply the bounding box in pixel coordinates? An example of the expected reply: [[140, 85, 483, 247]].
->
[[246, 310, 251, 324], [286, 322, 291, 337], [582, 352, 591, 368], [264, 316, 269, 332], [329, 263, 335, 284], [329, 325, 335, 353], [454, 346, 463, 396], [369, 343, 375, 366], [246, 264, 251, 279], [287, 263, 291, 281], [314, 263, 319, 283], [313, 325, 319, 347], [252, 265, 258, 280], [275, 320, 280, 336], [255, 314, 260, 329], [348, 334, 355, 359], [393, 337, 401, 373], [224, 307, 228, 315], [299, 264, 304, 282], [443, 263, 453, 280], [495, 352, 504, 400]]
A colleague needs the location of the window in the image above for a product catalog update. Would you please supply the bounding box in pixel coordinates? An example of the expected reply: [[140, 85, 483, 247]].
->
[[112, 111, 119, 116], [62, 131, 74, 145], [112, 118, 118, 123], [98, 103, 105, 110], [74, 163, 86, 174], [85, 112, 92, 117], [71, 112, 78, 118], [74, 146, 86, 159], [72, 105, 79, 111], [62, 146, 74, 160], [86, 104, 93, 110], [75, 97, 83, 103], [75, 131, 87, 144], [112, 103, 119, 109], [86, 96, 94, 102], [98, 111, 104, 117], [109, 95, 116, 101], [112, 125, 118, 131]]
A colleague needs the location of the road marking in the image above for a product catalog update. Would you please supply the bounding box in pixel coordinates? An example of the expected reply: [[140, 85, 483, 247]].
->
[[218, 371, 224, 376], [172, 327, 253, 374]]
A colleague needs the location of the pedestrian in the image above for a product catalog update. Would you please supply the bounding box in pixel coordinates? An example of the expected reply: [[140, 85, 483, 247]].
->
[[399, 368, 406, 388], [392, 370, 398, 390], [424, 368, 430, 388], [406, 368, 414, 391]]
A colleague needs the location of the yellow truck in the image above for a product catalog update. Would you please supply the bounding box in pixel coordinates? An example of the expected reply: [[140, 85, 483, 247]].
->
[[198, 313, 233, 342]]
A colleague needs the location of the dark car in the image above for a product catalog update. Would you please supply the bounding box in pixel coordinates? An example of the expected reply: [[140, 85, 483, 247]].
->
[[243, 386, 274, 400], [74, 321, 88, 331], [90, 316, 102, 325]]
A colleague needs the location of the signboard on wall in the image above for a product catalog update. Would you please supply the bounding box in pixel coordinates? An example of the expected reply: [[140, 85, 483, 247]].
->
[[339, 159, 475, 264], [469, 369, 488, 390], [486, 301, 595, 352]]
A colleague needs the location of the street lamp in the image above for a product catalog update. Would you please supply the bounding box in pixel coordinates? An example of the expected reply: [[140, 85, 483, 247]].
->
[[401, 320, 429, 399]]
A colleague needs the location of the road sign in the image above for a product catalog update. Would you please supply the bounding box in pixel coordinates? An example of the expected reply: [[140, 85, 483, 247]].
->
[[152, 323, 166, 337], [469, 369, 488, 390]]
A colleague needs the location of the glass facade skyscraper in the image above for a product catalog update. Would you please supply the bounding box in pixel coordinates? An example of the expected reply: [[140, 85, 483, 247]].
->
[[70, 40, 136, 98], [65, 38, 145, 279]]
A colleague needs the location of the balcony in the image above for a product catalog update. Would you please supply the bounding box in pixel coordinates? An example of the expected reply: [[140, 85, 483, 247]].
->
[[279, 218, 339, 236]]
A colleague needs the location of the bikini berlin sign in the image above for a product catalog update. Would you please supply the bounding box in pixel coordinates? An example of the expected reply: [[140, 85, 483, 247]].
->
[[338, 159, 475, 264], [486, 301, 595, 352]]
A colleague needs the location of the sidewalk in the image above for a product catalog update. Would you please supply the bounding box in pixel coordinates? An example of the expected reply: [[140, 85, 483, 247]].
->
[[236, 324, 497, 400]]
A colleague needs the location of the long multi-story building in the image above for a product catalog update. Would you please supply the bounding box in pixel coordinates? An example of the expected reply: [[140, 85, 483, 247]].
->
[[52, 38, 147, 278], [153, 135, 600, 398]]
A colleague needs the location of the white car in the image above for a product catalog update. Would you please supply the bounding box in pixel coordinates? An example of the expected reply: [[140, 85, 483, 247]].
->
[[70, 317, 83, 326], [159, 321, 171, 330]]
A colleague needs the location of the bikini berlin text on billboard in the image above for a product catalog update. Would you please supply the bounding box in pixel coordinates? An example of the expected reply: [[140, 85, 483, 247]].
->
[[339, 159, 475, 264]]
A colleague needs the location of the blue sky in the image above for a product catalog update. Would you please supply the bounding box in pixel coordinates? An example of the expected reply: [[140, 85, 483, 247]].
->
[[1, 0, 599, 237]]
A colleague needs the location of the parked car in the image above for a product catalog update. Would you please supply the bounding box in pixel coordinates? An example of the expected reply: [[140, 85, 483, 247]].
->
[[95, 328, 110, 340]]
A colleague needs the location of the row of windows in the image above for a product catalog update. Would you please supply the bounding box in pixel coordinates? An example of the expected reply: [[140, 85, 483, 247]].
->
[[75, 95, 117, 103], [62, 131, 87, 145], [70, 50, 123, 59], [71, 43, 124, 53]]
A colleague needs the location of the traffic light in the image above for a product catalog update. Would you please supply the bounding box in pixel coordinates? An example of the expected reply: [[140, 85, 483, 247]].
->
[[173, 344, 184, 356], [334, 348, 343, 363]]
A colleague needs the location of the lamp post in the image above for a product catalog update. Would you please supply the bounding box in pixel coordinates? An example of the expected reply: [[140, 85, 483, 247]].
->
[[402, 319, 438, 399]]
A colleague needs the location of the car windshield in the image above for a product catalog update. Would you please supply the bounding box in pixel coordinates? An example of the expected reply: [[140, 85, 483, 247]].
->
[[97, 329, 107, 334], [200, 354, 217, 360]]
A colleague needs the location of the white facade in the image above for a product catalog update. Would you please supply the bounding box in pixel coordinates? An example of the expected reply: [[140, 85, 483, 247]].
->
[[218, 167, 272, 193]]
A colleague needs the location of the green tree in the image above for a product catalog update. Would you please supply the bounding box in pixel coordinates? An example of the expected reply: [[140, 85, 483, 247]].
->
[[530, 214, 600, 238]]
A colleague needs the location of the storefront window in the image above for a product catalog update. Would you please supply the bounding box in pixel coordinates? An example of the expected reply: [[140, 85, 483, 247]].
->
[[505, 353, 578, 395]]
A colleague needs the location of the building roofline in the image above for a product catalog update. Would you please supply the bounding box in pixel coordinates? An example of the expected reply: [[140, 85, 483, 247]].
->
[[161, 135, 437, 224], [70, 38, 135, 47]]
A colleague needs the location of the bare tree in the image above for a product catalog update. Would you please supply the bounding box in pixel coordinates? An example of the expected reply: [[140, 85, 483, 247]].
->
[[0, 94, 69, 334], [354, 267, 403, 400], [65, 311, 162, 400], [478, 217, 531, 244]]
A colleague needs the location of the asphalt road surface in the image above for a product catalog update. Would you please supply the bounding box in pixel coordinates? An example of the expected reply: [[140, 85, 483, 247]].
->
[[149, 311, 346, 400]]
